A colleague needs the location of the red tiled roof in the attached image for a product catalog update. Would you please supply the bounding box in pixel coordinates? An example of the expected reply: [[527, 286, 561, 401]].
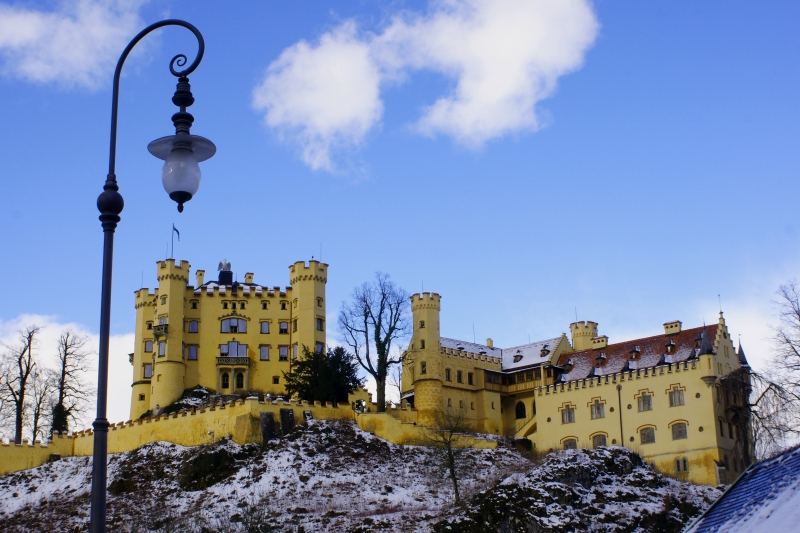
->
[[555, 324, 718, 382]]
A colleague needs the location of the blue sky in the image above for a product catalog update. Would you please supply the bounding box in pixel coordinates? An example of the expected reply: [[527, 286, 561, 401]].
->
[[1, 1, 799, 422]]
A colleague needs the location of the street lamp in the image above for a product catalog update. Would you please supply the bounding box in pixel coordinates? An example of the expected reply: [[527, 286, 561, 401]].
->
[[92, 20, 214, 533]]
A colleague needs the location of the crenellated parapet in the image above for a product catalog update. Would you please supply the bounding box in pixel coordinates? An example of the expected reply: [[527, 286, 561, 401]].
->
[[289, 260, 328, 285], [411, 292, 441, 311]]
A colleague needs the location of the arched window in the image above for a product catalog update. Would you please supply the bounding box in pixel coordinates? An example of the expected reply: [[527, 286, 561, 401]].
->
[[563, 439, 577, 450], [221, 373, 229, 389], [592, 434, 607, 448], [672, 423, 688, 440], [221, 318, 247, 333], [669, 387, 685, 407], [236, 372, 244, 389], [515, 401, 526, 419], [561, 405, 575, 424], [640, 427, 656, 444]]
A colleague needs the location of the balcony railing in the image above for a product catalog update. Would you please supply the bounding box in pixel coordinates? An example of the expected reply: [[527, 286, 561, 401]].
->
[[216, 356, 249, 366], [153, 324, 168, 339]]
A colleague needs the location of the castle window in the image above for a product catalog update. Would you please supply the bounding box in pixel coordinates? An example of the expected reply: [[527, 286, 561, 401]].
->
[[220, 341, 247, 358], [188, 320, 198, 333], [447, 398, 452, 407], [279, 322, 288, 334], [561, 405, 575, 424], [231, 302, 236, 310], [665, 339, 675, 354], [459, 400, 464, 408], [191, 301, 198, 309], [281, 302, 287, 310], [262, 302, 268, 310], [420, 362, 427, 374], [669, 387, 684, 407], [293, 299, 298, 308], [260, 322, 270, 334], [421, 340, 426, 349], [468, 373, 474, 385], [316, 318, 324, 331], [316, 342, 324, 353], [161, 296, 167, 305], [515, 401, 526, 419], [273, 376, 280, 385], [260, 346, 270, 361], [534, 368, 542, 380], [591, 400, 605, 419], [240, 302, 245, 310], [638, 393, 653, 412], [138, 394, 145, 401], [279, 346, 288, 361], [445, 369, 451, 381], [223, 302, 228, 309], [719, 418, 725, 437], [491, 402, 495, 409], [147, 322, 153, 330], [143, 364, 153, 378], [563, 439, 577, 450], [675, 458, 689, 473], [640, 427, 656, 444], [532, 400, 536, 415], [236, 373, 244, 389], [457, 371, 463, 383], [546, 367, 552, 378], [419, 320, 425, 329], [145, 340, 153, 353], [471, 402, 475, 410], [160, 317, 167, 325], [728, 422, 735, 439], [293, 344, 298, 359], [187, 345, 198, 360], [317, 298, 323, 307], [158, 341, 166, 357], [293, 319, 297, 333], [672, 423, 688, 440], [221, 318, 247, 333], [513, 350, 523, 363], [593, 434, 607, 448], [221, 373, 229, 389]]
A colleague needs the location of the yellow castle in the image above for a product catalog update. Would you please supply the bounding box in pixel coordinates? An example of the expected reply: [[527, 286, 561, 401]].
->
[[130, 258, 328, 419], [402, 292, 751, 486]]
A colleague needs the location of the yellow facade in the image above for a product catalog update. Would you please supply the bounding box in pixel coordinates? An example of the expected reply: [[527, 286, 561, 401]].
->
[[130, 258, 328, 419], [402, 292, 751, 485]]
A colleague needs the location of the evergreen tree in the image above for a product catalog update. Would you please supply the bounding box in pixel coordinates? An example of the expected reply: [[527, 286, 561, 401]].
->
[[284, 346, 363, 403]]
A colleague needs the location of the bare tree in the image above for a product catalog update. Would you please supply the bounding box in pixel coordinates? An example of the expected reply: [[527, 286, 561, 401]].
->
[[51, 330, 94, 435], [339, 273, 410, 412], [422, 406, 472, 503], [0, 356, 13, 437], [1, 326, 40, 444], [27, 367, 56, 441]]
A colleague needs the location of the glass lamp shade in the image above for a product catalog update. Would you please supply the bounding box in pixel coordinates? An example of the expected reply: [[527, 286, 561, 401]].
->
[[162, 148, 200, 211]]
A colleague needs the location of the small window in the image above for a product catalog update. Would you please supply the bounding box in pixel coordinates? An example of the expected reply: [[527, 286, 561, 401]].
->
[[146, 322, 153, 330], [641, 427, 656, 444], [563, 439, 578, 450], [223, 302, 228, 309], [221, 373, 229, 389], [240, 302, 245, 310], [492, 402, 495, 409], [638, 393, 653, 412], [261, 322, 270, 334], [262, 302, 268, 310], [534, 368, 542, 380], [591, 400, 605, 419], [316, 318, 324, 331], [459, 400, 464, 408], [316, 342, 324, 353], [420, 362, 427, 375], [143, 364, 153, 378], [159, 317, 167, 325], [191, 301, 198, 309], [144, 340, 153, 353], [279, 322, 289, 334], [672, 423, 688, 440], [445, 369, 451, 381], [515, 401, 526, 419], [468, 373, 474, 385], [317, 298, 323, 307], [260, 346, 270, 361], [281, 302, 287, 310], [419, 320, 425, 329], [719, 418, 725, 437], [279, 346, 288, 361], [532, 400, 536, 415], [546, 367, 553, 378], [236, 373, 244, 389], [158, 341, 166, 357], [161, 296, 167, 305], [421, 339, 426, 349], [231, 302, 236, 310], [138, 394, 146, 401], [188, 320, 198, 333], [561, 405, 575, 424], [669, 387, 684, 407], [273, 376, 280, 385], [293, 319, 298, 333], [457, 371, 463, 383], [447, 398, 452, 407], [728, 422, 734, 439], [593, 434, 607, 448], [188, 345, 198, 361], [675, 458, 689, 473], [293, 345, 298, 359]]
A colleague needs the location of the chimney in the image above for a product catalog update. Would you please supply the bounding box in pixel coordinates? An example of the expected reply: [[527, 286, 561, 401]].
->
[[245, 272, 254, 284], [219, 269, 233, 285], [486, 338, 494, 348], [664, 320, 682, 335], [195, 270, 205, 287], [591, 335, 608, 350]]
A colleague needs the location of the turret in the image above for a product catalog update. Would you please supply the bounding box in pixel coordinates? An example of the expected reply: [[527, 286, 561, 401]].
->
[[570, 321, 598, 351], [408, 292, 442, 425], [288, 260, 328, 357], [130, 287, 156, 419]]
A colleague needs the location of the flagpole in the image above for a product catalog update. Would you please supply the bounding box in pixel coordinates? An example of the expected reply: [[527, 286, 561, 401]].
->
[[171, 224, 174, 259]]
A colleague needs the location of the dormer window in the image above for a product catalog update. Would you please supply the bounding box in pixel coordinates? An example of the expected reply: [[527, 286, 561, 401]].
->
[[595, 352, 606, 366], [513, 349, 523, 363], [695, 333, 703, 348], [540, 344, 551, 358], [564, 359, 574, 372], [665, 339, 676, 354], [630, 345, 641, 359]]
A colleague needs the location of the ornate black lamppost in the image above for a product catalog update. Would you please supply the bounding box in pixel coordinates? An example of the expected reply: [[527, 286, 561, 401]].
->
[[92, 20, 214, 533]]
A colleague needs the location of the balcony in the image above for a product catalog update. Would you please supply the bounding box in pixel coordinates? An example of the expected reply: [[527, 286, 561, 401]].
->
[[216, 356, 249, 367], [153, 324, 168, 339]]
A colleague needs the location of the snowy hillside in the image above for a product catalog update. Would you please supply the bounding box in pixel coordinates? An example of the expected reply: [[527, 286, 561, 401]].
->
[[0, 420, 721, 532]]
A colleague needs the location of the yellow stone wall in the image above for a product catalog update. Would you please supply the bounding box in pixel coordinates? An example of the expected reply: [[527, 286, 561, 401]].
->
[[130, 259, 328, 419]]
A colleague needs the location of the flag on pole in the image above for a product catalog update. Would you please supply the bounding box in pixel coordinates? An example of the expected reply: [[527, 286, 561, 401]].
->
[[173, 224, 180, 241]]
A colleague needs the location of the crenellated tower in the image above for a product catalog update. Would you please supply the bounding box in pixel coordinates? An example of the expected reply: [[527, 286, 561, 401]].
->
[[288, 260, 328, 357], [570, 320, 598, 350], [407, 292, 442, 425]]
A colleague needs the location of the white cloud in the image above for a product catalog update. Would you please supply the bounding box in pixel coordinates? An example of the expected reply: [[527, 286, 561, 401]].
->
[[0, 0, 146, 89], [253, 0, 598, 170], [253, 22, 383, 171], [0, 314, 134, 435]]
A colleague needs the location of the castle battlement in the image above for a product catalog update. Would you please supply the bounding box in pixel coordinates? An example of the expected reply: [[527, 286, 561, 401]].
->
[[289, 260, 328, 284], [440, 346, 501, 366]]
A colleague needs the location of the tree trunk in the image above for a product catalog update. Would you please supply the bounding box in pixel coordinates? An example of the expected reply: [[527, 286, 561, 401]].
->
[[376, 378, 386, 412], [14, 399, 24, 444], [447, 445, 460, 503]]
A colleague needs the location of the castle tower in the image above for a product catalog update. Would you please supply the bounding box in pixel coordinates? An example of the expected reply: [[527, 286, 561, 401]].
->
[[130, 287, 156, 419], [570, 320, 598, 351], [408, 292, 442, 426], [288, 260, 328, 357], [150, 259, 191, 412]]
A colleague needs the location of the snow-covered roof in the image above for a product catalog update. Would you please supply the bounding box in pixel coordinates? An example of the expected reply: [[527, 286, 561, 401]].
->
[[439, 336, 562, 371], [686, 445, 800, 533]]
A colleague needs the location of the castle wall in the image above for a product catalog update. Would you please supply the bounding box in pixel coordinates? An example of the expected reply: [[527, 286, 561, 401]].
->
[[0, 436, 74, 475]]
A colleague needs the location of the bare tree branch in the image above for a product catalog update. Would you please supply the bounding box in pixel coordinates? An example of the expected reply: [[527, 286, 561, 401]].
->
[[0, 326, 40, 444], [51, 330, 94, 435]]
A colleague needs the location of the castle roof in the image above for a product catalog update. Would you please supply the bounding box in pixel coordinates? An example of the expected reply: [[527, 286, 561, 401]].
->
[[554, 324, 718, 382], [440, 338, 501, 358], [439, 336, 562, 371]]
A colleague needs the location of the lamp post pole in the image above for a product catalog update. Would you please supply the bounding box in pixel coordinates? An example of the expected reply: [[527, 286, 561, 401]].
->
[[91, 20, 210, 533]]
